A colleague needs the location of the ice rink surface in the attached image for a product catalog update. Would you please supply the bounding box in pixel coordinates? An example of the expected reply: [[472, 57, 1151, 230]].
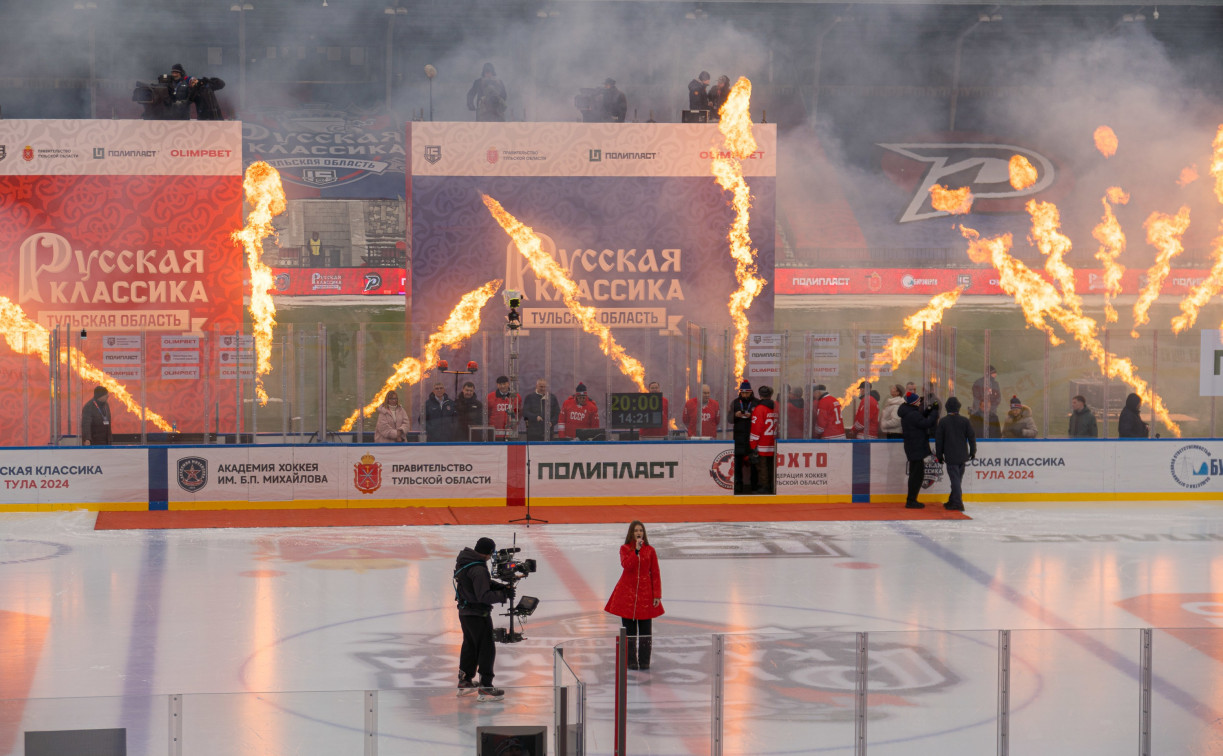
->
[[2, 501, 1222, 755]]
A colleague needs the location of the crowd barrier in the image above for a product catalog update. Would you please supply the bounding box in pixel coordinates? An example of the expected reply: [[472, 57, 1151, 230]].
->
[[2, 438, 1221, 512]]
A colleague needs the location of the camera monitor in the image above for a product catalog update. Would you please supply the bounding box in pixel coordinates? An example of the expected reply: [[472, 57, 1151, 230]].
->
[[575, 428, 606, 441], [476, 726, 546, 756]]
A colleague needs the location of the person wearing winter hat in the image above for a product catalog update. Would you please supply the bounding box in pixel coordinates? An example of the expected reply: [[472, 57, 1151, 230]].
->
[[880, 383, 906, 439], [454, 536, 512, 701], [970, 365, 1002, 438], [749, 386, 779, 494], [935, 396, 976, 511], [467, 62, 507, 121], [558, 382, 599, 439], [899, 390, 939, 508], [167, 63, 193, 119], [728, 381, 758, 493], [1001, 395, 1037, 438]]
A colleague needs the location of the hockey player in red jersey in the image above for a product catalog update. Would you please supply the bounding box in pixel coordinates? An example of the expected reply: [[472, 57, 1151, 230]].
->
[[486, 375, 522, 437], [749, 385, 779, 494], [681, 383, 720, 438], [557, 382, 599, 439], [812, 384, 846, 440], [851, 381, 880, 439]]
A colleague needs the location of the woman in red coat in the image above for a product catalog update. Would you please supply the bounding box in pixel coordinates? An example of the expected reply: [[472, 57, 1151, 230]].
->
[[604, 520, 664, 670]]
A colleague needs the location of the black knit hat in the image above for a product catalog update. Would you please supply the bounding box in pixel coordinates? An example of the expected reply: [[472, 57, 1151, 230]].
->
[[171, 63, 185, 75], [475, 537, 496, 555], [576, 382, 587, 394]]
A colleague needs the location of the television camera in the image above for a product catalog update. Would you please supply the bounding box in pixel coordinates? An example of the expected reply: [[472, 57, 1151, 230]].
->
[[491, 545, 539, 644], [132, 73, 226, 121]]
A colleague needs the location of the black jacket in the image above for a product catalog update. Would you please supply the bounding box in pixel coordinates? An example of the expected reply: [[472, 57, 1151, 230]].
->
[[456, 392, 484, 441], [728, 395, 758, 446], [899, 402, 939, 461], [687, 78, 710, 110], [936, 412, 977, 464], [602, 87, 627, 122], [425, 393, 458, 442], [81, 398, 112, 446], [1068, 406, 1099, 438], [522, 390, 560, 441], [454, 547, 508, 618], [1117, 393, 1149, 438]]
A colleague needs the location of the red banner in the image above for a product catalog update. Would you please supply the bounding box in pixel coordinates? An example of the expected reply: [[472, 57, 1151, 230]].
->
[[776, 267, 1221, 296], [269, 267, 407, 296]]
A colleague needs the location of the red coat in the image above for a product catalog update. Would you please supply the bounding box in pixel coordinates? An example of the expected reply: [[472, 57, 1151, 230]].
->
[[749, 401, 778, 455], [557, 396, 599, 439], [604, 543, 664, 620], [813, 394, 846, 439], [682, 397, 720, 437], [853, 396, 880, 438], [486, 390, 521, 430]]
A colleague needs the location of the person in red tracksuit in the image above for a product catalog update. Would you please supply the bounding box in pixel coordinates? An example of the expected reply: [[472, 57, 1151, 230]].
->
[[681, 383, 720, 438], [851, 381, 880, 439], [486, 375, 522, 437], [812, 384, 846, 440], [604, 520, 664, 670], [557, 383, 599, 439], [638, 380, 670, 438], [785, 385, 806, 439], [749, 385, 779, 494]]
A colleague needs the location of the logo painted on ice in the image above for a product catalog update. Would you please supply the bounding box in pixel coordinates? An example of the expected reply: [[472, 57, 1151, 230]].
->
[[354, 453, 382, 494], [1170, 444, 1215, 489], [710, 449, 736, 490], [176, 456, 208, 493]]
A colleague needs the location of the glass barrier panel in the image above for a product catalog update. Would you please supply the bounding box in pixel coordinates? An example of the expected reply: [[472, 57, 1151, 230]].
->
[[555, 636, 618, 754], [0, 693, 168, 756], [181, 690, 365, 756], [375, 684, 557, 755], [865, 629, 999, 755], [1008, 628, 1138, 755], [1149, 627, 1223, 754], [1155, 327, 1211, 438]]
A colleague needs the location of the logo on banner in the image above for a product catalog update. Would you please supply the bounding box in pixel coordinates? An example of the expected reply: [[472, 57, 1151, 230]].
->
[[868, 272, 882, 292], [301, 168, 337, 185], [710, 449, 736, 490], [93, 147, 105, 159], [1170, 444, 1215, 489], [363, 272, 382, 293], [23, 145, 33, 162], [957, 274, 972, 288], [177, 456, 209, 493], [486, 146, 499, 164], [274, 273, 291, 291], [354, 453, 382, 494], [589, 149, 602, 162], [923, 457, 944, 489], [0, 145, 7, 161], [878, 139, 1057, 223], [424, 145, 441, 164]]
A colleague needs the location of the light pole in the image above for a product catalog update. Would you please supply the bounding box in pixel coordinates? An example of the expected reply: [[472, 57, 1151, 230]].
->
[[424, 65, 436, 121], [230, 3, 253, 116], [72, 2, 97, 118], [384, 6, 406, 110]]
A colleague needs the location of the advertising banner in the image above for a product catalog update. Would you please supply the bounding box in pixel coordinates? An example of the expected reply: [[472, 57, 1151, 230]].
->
[[0, 448, 147, 509], [529, 442, 686, 501], [270, 267, 407, 297], [775, 267, 1223, 297]]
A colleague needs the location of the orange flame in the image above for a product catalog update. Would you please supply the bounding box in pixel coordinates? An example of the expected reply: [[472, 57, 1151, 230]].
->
[[1094, 125, 1118, 158], [0, 297, 173, 432], [339, 279, 502, 432], [1131, 207, 1191, 337], [838, 288, 963, 409], [1092, 187, 1129, 323], [960, 226, 1180, 436], [481, 195, 647, 391], [1174, 126, 1223, 334], [929, 185, 973, 215], [1009, 155, 1038, 190], [710, 76, 767, 383], [230, 161, 287, 405], [1026, 199, 1082, 316], [1177, 165, 1198, 187]]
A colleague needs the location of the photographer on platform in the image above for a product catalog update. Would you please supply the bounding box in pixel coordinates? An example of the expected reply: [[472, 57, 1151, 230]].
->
[[454, 537, 512, 701]]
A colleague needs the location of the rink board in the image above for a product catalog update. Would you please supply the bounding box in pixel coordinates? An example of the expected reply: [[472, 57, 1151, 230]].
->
[[3, 439, 1223, 511]]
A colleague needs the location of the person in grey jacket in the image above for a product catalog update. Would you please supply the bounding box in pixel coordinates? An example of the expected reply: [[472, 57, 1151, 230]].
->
[[935, 396, 976, 512], [1068, 395, 1099, 438]]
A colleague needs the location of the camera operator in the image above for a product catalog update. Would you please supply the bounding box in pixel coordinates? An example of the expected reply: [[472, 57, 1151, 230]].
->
[[454, 537, 512, 701], [600, 78, 627, 123], [167, 64, 193, 120]]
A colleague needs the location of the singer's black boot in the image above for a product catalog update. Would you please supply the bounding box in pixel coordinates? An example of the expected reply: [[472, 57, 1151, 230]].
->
[[627, 638, 640, 670], [639, 637, 653, 670]]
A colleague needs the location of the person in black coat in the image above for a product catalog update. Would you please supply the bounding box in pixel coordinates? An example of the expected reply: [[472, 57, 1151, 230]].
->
[[424, 381, 458, 442], [935, 396, 976, 512], [1117, 392, 1149, 438], [728, 380, 758, 494], [81, 386, 113, 446], [899, 391, 939, 508], [522, 378, 560, 441], [600, 78, 628, 122], [687, 71, 711, 111], [456, 381, 485, 442]]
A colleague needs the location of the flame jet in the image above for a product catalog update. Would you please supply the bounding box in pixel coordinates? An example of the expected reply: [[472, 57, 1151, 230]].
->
[[709, 77, 767, 383], [231, 161, 287, 405], [1027, 199, 1084, 317], [1094, 125, 1118, 158], [960, 226, 1180, 436], [339, 279, 502, 432], [482, 195, 647, 390], [929, 185, 973, 215], [0, 297, 173, 432], [1131, 207, 1191, 337], [1092, 187, 1129, 323], [1172, 125, 1223, 334], [837, 288, 963, 410], [1009, 155, 1038, 190]]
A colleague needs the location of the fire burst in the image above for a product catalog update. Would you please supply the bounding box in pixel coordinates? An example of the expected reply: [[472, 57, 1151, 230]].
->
[[838, 288, 963, 409], [1131, 207, 1191, 337], [1027, 199, 1083, 316], [339, 279, 502, 432], [930, 185, 973, 215], [1092, 187, 1129, 323], [1009, 155, 1038, 190], [1173, 125, 1223, 333], [482, 195, 648, 390], [960, 226, 1180, 436], [0, 297, 173, 432], [710, 76, 767, 383], [1094, 125, 1118, 158], [1177, 165, 1199, 186], [231, 161, 287, 405]]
